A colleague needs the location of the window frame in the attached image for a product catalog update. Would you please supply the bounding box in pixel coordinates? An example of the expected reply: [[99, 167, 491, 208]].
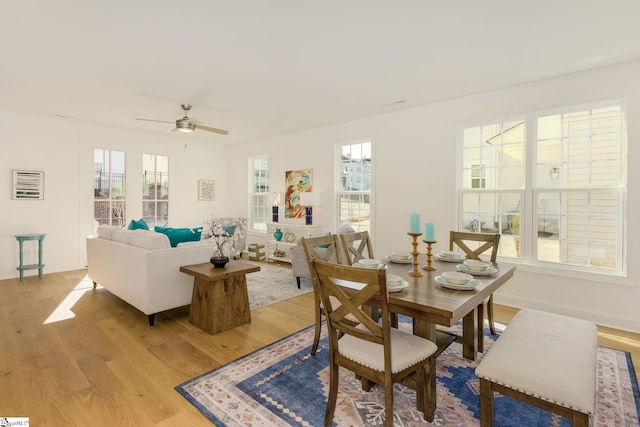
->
[[249, 155, 270, 233], [142, 153, 169, 228], [336, 140, 373, 234], [93, 148, 126, 227], [458, 100, 627, 280]]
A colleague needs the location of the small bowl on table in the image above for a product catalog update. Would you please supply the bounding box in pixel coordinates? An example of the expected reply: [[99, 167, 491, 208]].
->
[[463, 259, 490, 271], [358, 258, 382, 269], [386, 273, 402, 288], [439, 250, 460, 258], [442, 271, 473, 285], [390, 252, 412, 262]]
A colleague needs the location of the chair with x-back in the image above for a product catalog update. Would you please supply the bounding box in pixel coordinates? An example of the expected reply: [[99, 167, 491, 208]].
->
[[340, 231, 374, 265], [310, 258, 437, 426], [301, 234, 347, 355], [450, 231, 501, 348], [340, 230, 398, 327]]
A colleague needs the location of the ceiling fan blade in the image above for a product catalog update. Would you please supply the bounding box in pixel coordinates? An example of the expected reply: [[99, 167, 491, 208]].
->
[[195, 124, 229, 135], [136, 118, 174, 124]]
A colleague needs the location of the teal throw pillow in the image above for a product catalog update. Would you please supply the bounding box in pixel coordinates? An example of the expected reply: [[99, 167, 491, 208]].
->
[[319, 231, 332, 248], [154, 226, 203, 247], [128, 218, 149, 230]]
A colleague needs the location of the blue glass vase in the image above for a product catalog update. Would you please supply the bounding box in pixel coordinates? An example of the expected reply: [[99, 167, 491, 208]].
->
[[274, 228, 283, 241]]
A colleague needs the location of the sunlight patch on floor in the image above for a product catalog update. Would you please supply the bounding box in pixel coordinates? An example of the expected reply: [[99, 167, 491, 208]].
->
[[43, 274, 97, 324]]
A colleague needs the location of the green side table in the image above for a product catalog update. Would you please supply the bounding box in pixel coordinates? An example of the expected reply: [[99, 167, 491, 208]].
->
[[15, 233, 46, 281]]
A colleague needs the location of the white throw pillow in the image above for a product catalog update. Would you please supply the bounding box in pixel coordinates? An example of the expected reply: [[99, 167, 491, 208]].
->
[[96, 225, 121, 240], [111, 229, 133, 245], [129, 229, 171, 250]]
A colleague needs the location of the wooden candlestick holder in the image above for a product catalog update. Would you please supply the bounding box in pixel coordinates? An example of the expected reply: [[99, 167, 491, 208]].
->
[[422, 240, 437, 271], [407, 232, 424, 277]]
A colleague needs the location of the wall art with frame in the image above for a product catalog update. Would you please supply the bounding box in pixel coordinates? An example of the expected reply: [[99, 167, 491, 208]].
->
[[12, 170, 44, 200], [198, 179, 215, 201], [284, 169, 312, 219]]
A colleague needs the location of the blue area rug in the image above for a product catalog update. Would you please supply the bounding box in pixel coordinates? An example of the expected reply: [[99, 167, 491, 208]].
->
[[176, 319, 640, 426]]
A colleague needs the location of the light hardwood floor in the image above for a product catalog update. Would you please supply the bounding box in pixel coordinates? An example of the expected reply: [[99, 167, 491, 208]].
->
[[1, 268, 638, 426]]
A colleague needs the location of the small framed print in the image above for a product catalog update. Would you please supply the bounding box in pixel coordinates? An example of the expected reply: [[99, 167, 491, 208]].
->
[[12, 170, 44, 200], [198, 179, 215, 201]]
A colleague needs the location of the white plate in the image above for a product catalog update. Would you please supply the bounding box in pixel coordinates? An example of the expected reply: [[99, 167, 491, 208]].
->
[[353, 262, 387, 270], [387, 280, 409, 292], [456, 264, 498, 275], [386, 255, 413, 264], [435, 275, 480, 291], [435, 254, 466, 262]]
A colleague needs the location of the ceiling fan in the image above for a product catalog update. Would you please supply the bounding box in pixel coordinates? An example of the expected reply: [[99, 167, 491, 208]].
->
[[136, 104, 229, 135]]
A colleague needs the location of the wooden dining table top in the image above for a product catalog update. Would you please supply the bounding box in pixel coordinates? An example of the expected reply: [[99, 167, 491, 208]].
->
[[383, 255, 515, 328]]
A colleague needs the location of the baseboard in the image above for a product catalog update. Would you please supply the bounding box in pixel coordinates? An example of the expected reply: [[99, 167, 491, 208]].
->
[[495, 294, 640, 334]]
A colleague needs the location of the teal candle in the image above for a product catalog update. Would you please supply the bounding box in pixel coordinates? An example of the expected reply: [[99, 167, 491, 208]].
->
[[425, 222, 435, 241], [410, 213, 421, 233]]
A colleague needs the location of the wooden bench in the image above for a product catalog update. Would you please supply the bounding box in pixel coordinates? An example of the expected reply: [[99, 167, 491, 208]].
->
[[475, 309, 597, 426]]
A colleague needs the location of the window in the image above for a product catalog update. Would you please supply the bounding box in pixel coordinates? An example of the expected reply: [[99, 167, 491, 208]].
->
[[459, 102, 626, 274], [250, 156, 269, 232], [337, 141, 372, 233], [93, 149, 126, 226], [143, 154, 169, 228]]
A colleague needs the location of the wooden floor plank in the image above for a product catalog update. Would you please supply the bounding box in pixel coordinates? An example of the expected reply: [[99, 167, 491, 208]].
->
[[0, 267, 637, 426]]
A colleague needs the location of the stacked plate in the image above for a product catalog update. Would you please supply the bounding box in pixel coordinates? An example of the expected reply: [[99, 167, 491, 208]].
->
[[435, 271, 479, 290], [386, 273, 409, 292], [387, 252, 412, 264], [435, 251, 466, 262], [353, 258, 386, 269], [456, 260, 498, 275]]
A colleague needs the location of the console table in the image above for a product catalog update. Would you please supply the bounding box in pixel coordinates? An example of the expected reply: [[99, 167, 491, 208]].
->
[[15, 233, 46, 281], [179, 261, 260, 335], [266, 223, 321, 263]]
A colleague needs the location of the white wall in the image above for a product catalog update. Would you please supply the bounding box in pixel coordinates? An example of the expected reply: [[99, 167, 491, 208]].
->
[[0, 111, 227, 280], [2, 60, 638, 332], [228, 60, 640, 332]]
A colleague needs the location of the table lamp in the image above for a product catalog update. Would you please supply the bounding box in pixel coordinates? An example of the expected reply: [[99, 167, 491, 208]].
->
[[300, 192, 320, 225], [268, 192, 282, 222]]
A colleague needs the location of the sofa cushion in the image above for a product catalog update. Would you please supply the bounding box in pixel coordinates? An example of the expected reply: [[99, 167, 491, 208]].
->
[[96, 224, 121, 240], [128, 218, 149, 230], [154, 226, 203, 247], [130, 229, 171, 250], [111, 229, 133, 245]]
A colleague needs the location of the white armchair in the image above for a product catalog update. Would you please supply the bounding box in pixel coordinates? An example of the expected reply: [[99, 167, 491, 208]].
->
[[203, 217, 248, 258]]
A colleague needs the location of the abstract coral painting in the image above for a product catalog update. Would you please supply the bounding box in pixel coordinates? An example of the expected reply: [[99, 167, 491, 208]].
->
[[284, 169, 312, 219]]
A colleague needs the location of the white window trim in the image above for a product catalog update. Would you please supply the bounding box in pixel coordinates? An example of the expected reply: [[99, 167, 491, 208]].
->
[[457, 100, 628, 284], [335, 139, 374, 234]]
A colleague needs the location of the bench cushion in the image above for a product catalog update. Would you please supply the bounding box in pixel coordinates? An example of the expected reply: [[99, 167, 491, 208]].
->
[[475, 309, 597, 415]]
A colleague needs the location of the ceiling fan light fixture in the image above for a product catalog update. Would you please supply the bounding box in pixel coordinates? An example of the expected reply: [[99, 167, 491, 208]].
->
[[175, 119, 195, 133]]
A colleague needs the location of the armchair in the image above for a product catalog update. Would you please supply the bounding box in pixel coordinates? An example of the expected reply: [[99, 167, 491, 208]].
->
[[203, 217, 248, 258], [290, 224, 356, 288]]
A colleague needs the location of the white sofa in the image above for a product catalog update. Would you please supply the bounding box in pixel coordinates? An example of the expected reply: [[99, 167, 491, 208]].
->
[[86, 226, 213, 325]]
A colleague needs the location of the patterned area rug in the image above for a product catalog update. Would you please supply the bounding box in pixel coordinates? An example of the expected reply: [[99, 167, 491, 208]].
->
[[245, 261, 312, 310], [176, 320, 640, 426]]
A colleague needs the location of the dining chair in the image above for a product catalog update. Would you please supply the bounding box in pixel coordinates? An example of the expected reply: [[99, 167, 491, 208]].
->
[[301, 234, 348, 355], [310, 258, 437, 426], [340, 230, 398, 327], [340, 230, 374, 265], [449, 231, 501, 341]]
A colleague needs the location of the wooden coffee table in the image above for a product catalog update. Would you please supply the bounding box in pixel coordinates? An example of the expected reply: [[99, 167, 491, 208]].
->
[[180, 261, 260, 335]]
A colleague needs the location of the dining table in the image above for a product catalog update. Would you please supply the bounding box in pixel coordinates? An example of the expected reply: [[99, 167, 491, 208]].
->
[[382, 254, 515, 360]]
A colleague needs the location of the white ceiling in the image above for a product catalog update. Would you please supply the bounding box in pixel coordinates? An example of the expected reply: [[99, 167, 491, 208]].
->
[[2, 1, 640, 144]]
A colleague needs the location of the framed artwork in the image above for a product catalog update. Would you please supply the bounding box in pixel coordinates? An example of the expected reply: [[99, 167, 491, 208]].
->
[[12, 170, 44, 200], [284, 169, 312, 219], [198, 179, 215, 201]]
